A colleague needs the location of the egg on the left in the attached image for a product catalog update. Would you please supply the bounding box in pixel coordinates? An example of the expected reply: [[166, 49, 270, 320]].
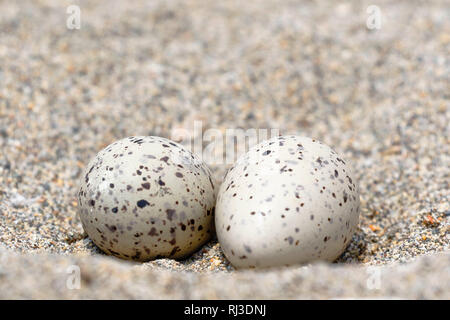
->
[[77, 136, 216, 261]]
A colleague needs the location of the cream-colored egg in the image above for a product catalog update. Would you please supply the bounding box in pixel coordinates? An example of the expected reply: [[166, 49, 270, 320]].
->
[[216, 136, 360, 268], [77, 136, 216, 261]]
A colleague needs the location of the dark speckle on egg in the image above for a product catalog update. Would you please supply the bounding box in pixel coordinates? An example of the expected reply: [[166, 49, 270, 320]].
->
[[137, 199, 149, 208]]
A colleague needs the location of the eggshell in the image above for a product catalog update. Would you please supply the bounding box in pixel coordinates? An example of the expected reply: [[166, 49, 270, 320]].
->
[[215, 135, 360, 268], [77, 136, 216, 261]]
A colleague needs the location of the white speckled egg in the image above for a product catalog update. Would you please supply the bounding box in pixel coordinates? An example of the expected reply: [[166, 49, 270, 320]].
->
[[77, 136, 216, 261], [215, 135, 360, 268]]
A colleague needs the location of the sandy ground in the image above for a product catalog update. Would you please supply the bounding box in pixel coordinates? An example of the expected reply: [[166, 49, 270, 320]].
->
[[0, 0, 449, 298]]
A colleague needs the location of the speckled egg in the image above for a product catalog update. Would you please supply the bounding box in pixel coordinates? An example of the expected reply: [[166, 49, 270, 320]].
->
[[77, 136, 216, 261], [215, 135, 360, 268]]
